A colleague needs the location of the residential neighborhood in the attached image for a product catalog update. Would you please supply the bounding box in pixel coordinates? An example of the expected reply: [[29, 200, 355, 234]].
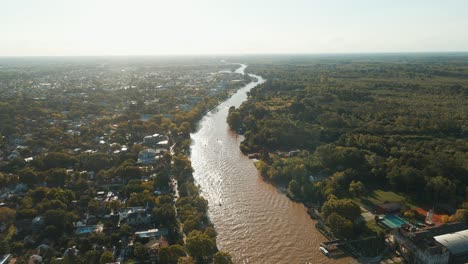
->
[[0, 59, 246, 263]]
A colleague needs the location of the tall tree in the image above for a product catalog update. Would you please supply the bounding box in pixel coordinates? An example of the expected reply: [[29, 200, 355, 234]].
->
[[213, 251, 233, 264], [185, 230, 215, 262], [425, 176, 455, 206]]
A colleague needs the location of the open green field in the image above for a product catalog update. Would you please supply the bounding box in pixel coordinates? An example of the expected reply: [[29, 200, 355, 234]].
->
[[354, 189, 417, 210]]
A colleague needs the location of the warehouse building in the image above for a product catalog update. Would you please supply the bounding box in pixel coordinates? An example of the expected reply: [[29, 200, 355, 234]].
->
[[434, 229, 468, 264]]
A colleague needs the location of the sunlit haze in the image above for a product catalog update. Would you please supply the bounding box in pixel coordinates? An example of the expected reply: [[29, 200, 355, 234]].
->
[[1, 0, 468, 56]]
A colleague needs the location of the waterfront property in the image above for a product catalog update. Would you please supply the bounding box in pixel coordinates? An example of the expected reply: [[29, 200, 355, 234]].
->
[[391, 222, 468, 264], [434, 229, 468, 264], [137, 148, 164, 164], [119, 207, 152, 226], [143, 134, 169, 148]]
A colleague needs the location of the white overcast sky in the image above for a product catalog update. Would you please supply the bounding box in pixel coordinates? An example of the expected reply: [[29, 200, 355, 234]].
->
[[1, 0, 467, 56]]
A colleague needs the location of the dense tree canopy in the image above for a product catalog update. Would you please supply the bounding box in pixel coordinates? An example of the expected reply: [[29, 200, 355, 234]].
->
[[185, 230, 216, 262], [230, 55, 467, 210]]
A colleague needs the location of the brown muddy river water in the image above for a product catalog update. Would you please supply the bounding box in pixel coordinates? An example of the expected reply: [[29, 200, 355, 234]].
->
[[190, 64, 353, 264]]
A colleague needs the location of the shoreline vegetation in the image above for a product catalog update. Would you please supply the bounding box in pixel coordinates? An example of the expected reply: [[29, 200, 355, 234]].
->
[[228, 55, 468, 260], [0, 60, 248, 263]]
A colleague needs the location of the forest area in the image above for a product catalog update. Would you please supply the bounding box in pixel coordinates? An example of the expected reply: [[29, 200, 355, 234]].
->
[[228, 54, 468, 239]]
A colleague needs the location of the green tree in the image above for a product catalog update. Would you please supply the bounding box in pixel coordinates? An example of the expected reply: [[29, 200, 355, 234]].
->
[[159, 245, 187, 264], [44, 168, 68, 186], [213, 251, 233, 264], [185, 230, 215, 261], [0, 172, 7, 188], [44, 209, 76, 232], [425, 176, 455, 206], [29, 187, 49, 204], [0, 238, 9, 255], [349, 180, 366, 197], [10, 241, 24, 256], [227, 107, 242, 131], [0, 207, 16, 225], [88, 199, 100, 215], [203, 227, 217, 240], [41, 152, 77, 170], [115, 164, 142, 181], [450, 209, 468, 224], [119, 223, 132, 237], [288, 179, 300, 197], [327, 213, 354, 238], [321, 197, 361, 221], [99, 251, 113, 264], [179, 121, 192, 136], [84, 250, 102, 264], [133, 242, 149, 261], [44, 225, 61, 239], [153, 204, 176, 226], [18, 168, 38, 186], [107, 200, 121, 212], [177, 256, 196, 264]]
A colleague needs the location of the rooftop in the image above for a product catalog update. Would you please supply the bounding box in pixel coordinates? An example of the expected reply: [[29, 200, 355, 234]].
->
[[135, 228, 169, 238], [434, 229, 468, 256]]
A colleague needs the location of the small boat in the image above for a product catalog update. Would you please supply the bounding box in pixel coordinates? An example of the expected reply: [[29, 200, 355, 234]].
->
[[319, 246, 329, 256]]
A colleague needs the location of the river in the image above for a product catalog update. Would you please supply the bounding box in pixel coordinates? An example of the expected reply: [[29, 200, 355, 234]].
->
[[190, 64, 353, 264]]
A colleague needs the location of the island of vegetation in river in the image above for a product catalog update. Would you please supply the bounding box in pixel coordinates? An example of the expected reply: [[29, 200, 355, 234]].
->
[[0, 57, 248, 264], [228, 54, 468, 262]]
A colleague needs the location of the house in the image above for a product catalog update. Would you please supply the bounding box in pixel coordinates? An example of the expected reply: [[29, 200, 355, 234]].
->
[[179, 104, 192, 111], [127, 210, 152, 226], [14, 183, 28, 193], [289, 150, 300, 156], [66, 130, 81, 136], [157, 140, 170, 149], [104, 191, 119, 203], [143, 134, 163, 146], [135, 228, 169, 239], [8, 137, 24, 146], [36, 244, 54, 263], [7, 150, 20, 160], [309, 175, 320, 182], [63, 246, 79, 257], [29, 255, 43, 264], [119, 207, 152, 226], [137, 148, 164, 165], [376, 203, 402, 214], [32, 216, 45, 232]]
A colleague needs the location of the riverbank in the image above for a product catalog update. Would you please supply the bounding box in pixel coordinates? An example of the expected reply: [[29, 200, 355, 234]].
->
[[226, 57, 468, 263], [190, 64, 353, 263], [170, 64, 254, 262]]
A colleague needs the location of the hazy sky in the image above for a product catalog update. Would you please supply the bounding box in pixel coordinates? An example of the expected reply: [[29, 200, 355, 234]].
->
[[1, 0, 467, 56]]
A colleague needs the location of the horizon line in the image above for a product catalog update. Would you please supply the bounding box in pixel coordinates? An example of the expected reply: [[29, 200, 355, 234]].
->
[[1, 50, 468, 58]]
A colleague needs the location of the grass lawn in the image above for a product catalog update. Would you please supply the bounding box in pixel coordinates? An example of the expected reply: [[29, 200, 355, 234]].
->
[[368, 190, 410, 205], [365, 220, 385, 234], [353, 189, 418, 210]]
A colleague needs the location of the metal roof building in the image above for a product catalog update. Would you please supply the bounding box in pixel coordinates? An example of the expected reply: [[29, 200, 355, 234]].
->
[[434, 229, 468, 264]]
